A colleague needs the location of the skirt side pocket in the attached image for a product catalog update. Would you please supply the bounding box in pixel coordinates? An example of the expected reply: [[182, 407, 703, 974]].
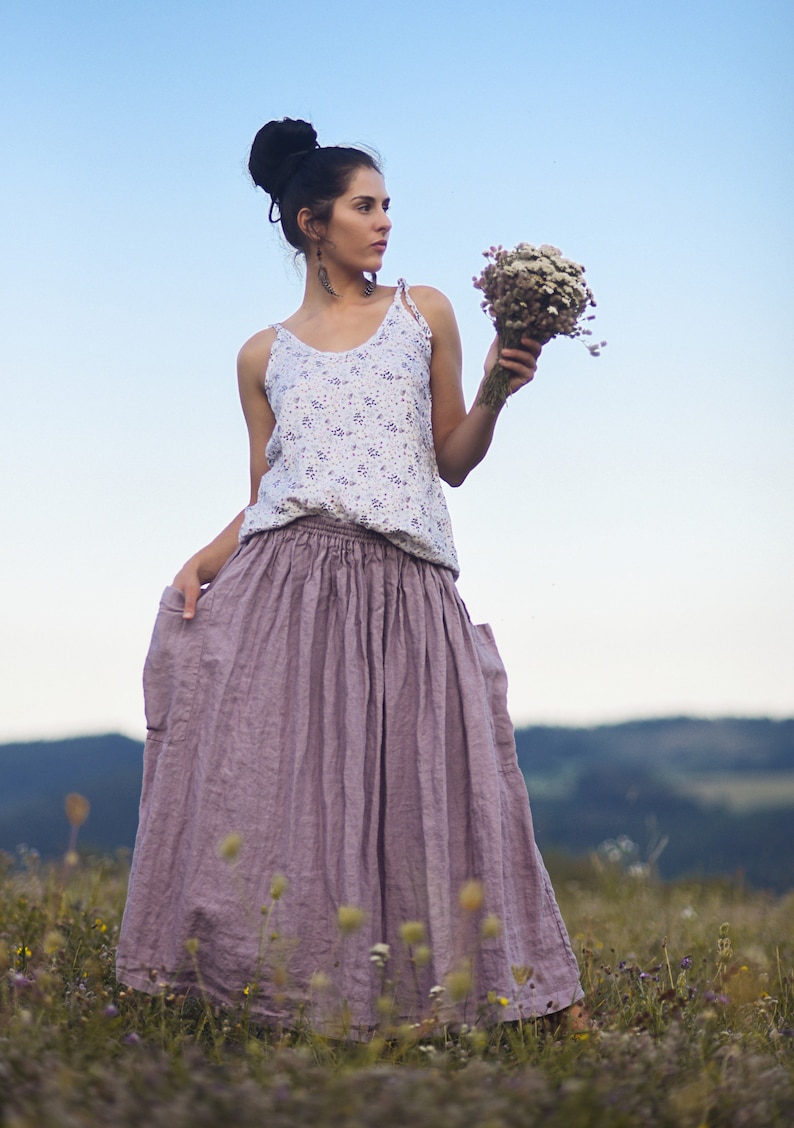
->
[[142, 586, 213, 743], [473, 623, 520, 774]]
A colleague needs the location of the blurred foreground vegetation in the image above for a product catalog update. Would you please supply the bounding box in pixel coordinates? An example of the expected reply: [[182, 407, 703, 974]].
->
[[2, 846, 793, 1127]]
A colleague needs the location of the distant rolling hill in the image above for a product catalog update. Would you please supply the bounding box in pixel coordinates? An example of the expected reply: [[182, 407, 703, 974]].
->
[[2, 718, 793, 890], [0, 733, 143, 858]]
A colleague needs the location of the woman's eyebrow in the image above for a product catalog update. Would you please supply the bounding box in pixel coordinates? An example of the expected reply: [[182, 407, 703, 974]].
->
[[350, 195, 391, 205]]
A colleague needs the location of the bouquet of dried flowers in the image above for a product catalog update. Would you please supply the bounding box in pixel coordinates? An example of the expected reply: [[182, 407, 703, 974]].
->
[[473, 242, 604, 411]]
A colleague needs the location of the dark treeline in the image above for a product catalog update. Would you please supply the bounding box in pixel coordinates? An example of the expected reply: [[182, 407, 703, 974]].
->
[[2, 718, 793, 891]]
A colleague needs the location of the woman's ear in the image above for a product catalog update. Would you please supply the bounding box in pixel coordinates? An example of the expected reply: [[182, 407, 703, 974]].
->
[[297, 207, 320, 246]]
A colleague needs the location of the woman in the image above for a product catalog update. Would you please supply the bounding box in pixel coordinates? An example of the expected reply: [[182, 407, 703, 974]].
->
[[116, 117, 585, 1035]]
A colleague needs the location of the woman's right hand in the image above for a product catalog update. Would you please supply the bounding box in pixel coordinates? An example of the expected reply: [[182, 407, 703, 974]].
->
[[172, 557, 213, 620], [170, 510, 248, 620]]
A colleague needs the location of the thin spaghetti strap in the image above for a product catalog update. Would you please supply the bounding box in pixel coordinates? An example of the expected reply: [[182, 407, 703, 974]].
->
[[397, 278, 433, 340]]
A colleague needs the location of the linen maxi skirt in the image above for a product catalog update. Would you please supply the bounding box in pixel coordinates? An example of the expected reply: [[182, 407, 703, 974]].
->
[[117, 517, 582, 1031]]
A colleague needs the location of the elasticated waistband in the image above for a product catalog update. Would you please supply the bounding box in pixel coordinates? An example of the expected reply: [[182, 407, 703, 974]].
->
[[269, 515, 392, 546]]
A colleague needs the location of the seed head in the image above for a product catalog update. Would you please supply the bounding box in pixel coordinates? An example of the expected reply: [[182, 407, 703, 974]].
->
[[270, 873, 289, 900], [218, 832, 242, 862], [413, 944, 432, 967], [459, 879, 484, 913], [446, 965, 473, 1002], [65, 793, 90, 829], [337, 905, 367, 934], [399, 920, 427, 946], [481, 913, 502, 940]]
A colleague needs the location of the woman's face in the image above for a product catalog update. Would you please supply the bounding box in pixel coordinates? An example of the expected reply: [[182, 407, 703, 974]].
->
[[319, 167, 391, 275]]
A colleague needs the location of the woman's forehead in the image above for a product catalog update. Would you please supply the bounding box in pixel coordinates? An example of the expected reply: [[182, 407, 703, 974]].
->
[[343, 167, 388, 198]]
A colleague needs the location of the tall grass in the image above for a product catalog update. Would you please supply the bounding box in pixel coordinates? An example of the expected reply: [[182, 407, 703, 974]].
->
[[1, 841, 792, 1126]]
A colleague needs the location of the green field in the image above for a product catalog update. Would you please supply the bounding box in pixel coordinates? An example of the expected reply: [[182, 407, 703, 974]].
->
[[669, 771, 794, 813], [2, 846, 793, 1127]]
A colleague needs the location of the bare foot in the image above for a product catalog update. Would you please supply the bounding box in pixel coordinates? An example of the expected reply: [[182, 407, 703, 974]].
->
[[546, 1001, 595, 1037]]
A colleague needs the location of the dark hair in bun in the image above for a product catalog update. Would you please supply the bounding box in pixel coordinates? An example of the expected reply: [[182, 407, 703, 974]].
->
[[249, 118, 380, 253]]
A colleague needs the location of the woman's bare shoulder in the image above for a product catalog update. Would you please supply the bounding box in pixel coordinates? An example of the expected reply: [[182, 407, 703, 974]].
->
[[237, 327, 278, 387], [405, 284, 453, 312], [405, 284, 458, 336]]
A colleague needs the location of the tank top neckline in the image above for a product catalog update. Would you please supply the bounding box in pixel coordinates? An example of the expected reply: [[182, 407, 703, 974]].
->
[[274, 280, 407, 358]]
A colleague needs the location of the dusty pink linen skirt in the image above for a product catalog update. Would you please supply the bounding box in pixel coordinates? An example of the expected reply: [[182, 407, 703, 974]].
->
[[116, 517, 582, 1030]]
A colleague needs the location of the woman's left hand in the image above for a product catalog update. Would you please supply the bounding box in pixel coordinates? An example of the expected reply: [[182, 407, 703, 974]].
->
[[484, 334, 542, 398]]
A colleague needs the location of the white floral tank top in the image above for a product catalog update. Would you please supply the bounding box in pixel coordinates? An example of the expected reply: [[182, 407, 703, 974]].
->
[[239, 280, 459, 575]]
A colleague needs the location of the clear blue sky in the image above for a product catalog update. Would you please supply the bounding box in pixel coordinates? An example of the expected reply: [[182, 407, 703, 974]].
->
[[1, 0, 792, 740]]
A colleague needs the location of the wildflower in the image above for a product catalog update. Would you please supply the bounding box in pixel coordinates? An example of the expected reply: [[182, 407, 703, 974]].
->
[[487, 990, 509, 1006], [270, 873, 289, 900], [43, 931, 65, 955], [184, 937, 200, 955], [680, 956, 692, 970], [310, 971, 331, 992], [445, 964, 473, 1002], [459, 879, 484, 913], [337, 905, 367, 934], [369, 942, 390, 967], [65, 793, 90, 828], [103, 1004, 119, 1018], [429, 984, 445, 999], [481, 913, 502, 940], [413, 944, 431, 967], [123, 1032, 142, 1045], [399, 920, 426, 946], [376, 994, 395, 1017], [218, 832, 242, 862], [93, 917, 107, 934]]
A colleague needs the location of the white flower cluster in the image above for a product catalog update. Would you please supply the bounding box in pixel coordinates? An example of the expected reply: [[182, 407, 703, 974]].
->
[[473, 242, 604, 410]]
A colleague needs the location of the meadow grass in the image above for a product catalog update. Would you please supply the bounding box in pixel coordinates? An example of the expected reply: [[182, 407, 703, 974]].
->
[[1, 845, 792, 1127]]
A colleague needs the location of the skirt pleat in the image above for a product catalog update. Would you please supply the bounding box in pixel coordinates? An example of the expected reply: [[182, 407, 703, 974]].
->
[[117, 517, 582, 1031]]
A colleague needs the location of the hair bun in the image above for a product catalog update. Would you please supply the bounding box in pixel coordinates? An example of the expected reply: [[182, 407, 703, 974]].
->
[[249, 118, 319, 198]]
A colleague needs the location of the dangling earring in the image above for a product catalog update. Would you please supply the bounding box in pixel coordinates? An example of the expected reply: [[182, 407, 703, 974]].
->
[[364, 274, 376, 298], [317, 245, 340, 298]]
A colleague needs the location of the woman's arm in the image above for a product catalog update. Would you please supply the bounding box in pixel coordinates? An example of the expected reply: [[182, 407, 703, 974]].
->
[[410, 287, 540, 487], [174, 329, 277, 619]]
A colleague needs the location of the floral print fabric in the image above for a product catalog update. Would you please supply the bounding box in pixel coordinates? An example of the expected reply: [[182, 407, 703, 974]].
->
[[239, 281, 459, 576]]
